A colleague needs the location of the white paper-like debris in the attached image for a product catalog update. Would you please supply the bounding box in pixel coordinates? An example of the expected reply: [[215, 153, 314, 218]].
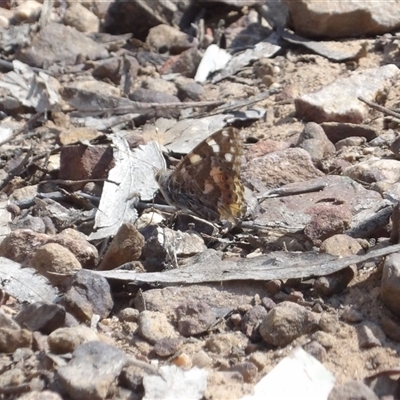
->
[[195, 44, 232, 83], [0, 60, 60, 112], [0, 118, 23, 146], [0, 257, 58, 303], [89, 134, 165, 240], [211, 33, 281, 83], [241, 347, 335, 400], [143, 366, 208, 400]]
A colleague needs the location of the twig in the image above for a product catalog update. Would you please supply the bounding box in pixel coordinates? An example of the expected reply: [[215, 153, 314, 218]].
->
[[358, 96, 400, 120], [199, 88, 280, 118], [257, 182, 326, 203]]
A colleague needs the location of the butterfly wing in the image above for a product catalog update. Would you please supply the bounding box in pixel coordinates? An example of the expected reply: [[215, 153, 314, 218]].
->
[[157, 127, 246, 223]]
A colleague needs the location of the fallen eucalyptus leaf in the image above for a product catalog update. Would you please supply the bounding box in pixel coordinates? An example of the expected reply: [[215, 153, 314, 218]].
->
[[89, 134, 165, 240], [0, 257, 58, 303]]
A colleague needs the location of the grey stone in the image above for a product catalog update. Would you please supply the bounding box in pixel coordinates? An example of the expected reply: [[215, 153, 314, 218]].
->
[[356, 321, 385, 349], [14, 302, 66, 334], [16, 23, 108, 68], [381, 253, 400, 317], [241, 305, 267, 339], [328, 380, 378, 400], [176, 302, 218, 336], [57, 341, 127, 400], [61, 270, 113, 322]]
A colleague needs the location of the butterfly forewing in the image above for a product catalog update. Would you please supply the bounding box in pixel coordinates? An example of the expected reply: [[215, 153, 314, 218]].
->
[[156, 127, 246, 224]]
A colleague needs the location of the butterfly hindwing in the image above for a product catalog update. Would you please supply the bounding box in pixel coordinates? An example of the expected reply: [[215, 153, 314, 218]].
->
[[156, 127, 246, 224]]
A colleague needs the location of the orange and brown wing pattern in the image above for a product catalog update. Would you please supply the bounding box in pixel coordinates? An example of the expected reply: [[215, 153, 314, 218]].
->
[[156, 127, 246, 224]]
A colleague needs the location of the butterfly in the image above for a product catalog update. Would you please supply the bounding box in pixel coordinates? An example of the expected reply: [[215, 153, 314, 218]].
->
[[155, 127, 246, 224]]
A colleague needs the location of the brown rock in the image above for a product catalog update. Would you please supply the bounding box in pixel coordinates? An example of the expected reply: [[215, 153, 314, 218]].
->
[[205, 332, 249, 355], [259, 302, 319, 347], [320, 234, 364, 257], [104, 0, 176, 40], [228, 362, 258, 383], [0, 229, 98, 269], [159, 47, 202, 78], [154, 337, 184, 357], [48, 326, 99, 354], [57, 341, 127, 400], [246, 139, 290, 160], [30, 243, 82, 285], [303, 340, 327, 362], [304, 204, 352, 246], [98, 223, 145, 270], [314, 266, 356, 296], [138, 311, 177, 344], [241, 305, 267, 339], [315, 234, 363, 295], [318, 312, 339, 334], [242, 147, 324, 192], [287, 1, 400, 39], [63, 3, 100, 33], [344, 159, 400, 184], [0, 328, 32, 352], [58, 127, 101, 146], [59, 144, 114, 190], [146, 24, 197, 54]]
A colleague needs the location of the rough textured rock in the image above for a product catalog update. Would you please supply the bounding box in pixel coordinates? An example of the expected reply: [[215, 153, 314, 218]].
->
[[0, 229, 98, 269], [381, 253, 400, 318], [16, 23, 108, 68], [205, 332, 249, 356], [242, 147, 324, 192], [241, 305, 267, 340], [138, 311, 178, 344], [30, 243, 82, 285], [0, 328, 32, 352], [176, 301, 218, 336], [344, 159, 400, 184], [146, 24, 197, 54], [98, 223, 144, 270], [286, 0, 400, 39], [356, 321, 385, 348], [59, 144, 114, 189], [63, 3, 100, 33], [14, 302, 66, 334], [328, 380, 379, 400], [295, 65, 400, 123], [57, 341, 127, 400], [104, 0, 177, 40], [259, 302, 319, 347], [61, 270, 113, 321], [304, 204, 353, 245], [48, 326, 99, 354], [321, 122, 378, 143], [296, 122, 335, 166]]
